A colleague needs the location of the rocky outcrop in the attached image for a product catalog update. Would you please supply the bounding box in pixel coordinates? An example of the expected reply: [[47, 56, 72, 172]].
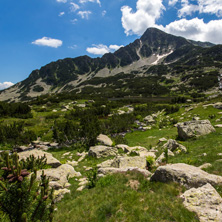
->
[[111, 156, 147, 169], [163, 139, 187, 153], [181, 183, 222, 222], [97, 134, 113, 146], [150, 163, 222, 188], [36, 164, 81, 188], [177, 120, 215, 140], [88, 145, 118, 158], [18, 149, 61, 168]]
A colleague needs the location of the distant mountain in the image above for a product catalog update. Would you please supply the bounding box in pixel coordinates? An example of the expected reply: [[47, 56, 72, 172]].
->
[[1, 28, 221, 102]]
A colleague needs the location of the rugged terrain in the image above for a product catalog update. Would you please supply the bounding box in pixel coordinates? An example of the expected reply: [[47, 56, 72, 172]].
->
[[1, 94, 222, 221], [0, 28, 220, 102]]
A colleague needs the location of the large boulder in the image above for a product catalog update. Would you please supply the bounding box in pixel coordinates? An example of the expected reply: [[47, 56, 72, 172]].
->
[[177, 120, 215, 140], [88, 145, 118, 158], [150, 163, 222, 188], [181, 183, 222, 222], [97, 134, 113, 146], [18, 149, 61, 168], [36, 164, 81, 188], [111, 156, 147, 169]]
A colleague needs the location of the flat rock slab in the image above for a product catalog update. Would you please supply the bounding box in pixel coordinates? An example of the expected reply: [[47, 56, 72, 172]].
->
[[150, 163, 222, 188], [88, 145, 118, 158], [177, 120, 215, 140], [111, 156, 147, 169], [97, 134, 113, 146], [18, 149, 61, 168], [181, 183, 222, 222]]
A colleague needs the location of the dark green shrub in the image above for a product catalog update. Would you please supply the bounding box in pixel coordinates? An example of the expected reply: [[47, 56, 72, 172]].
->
[[0, 152, 54, 222]]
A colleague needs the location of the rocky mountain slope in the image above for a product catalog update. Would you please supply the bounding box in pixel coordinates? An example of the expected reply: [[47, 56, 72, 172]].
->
[[0, 28, 220, 102]]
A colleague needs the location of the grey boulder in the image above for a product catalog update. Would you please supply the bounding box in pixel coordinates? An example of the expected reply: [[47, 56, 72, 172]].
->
[[177, 120, 215, 140], [150, 163, 222, 188]]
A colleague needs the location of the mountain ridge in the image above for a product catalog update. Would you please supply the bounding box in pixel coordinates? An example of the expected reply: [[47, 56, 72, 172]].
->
[[0, 28, 220, 102]]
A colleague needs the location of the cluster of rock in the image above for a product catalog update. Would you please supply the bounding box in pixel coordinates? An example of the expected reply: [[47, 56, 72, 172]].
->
[[15, 140, 59, 152], [151, 163, 222, 221], [18, 149, 81, 202]]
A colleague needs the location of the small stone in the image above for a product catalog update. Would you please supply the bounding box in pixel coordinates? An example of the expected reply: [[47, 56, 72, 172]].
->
[[198, 163, 212, 169]]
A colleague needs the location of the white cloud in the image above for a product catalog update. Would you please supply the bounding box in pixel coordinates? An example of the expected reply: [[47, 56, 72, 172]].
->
[[78, 11, 92, 19], [178, 0, 199, 17], [56, 0, 67, 3], [198, 0, 222, 17], [121, 0, 222, 44], [171, 0, 222, 18], [79, 0, 101, 6], [87, 44, 124, 55], [102, 10, 107, 16], [168, 0, 179, 6], [109, 45, 124, 51], [59, 12, 65, 16], [70, 2, 80, 12], [121, 0, 165, 35], [32, 37, 63, 48], [87, 44, 109, 55], [163, 18, 222, 44], [0, 82, 14, 90]]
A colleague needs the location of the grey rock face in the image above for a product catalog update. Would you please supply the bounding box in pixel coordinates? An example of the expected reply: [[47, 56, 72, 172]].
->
[[150, 163, 222, 188], [177, 120, 215, 140], [88, 145, 118, 158], [181, 183, 222, 222]]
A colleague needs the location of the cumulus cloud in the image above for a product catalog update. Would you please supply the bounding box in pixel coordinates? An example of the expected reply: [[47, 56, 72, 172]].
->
[[121, 0, 222, 44], [168, 0, 179, 6], [79, 0, 101, 6], [121, 0, 165, 35], [78, 11, 92, 19], [56, 0, 67, 3], [0, 82, 14, 90], [170, 0, 222, 18], [70, 2, 80, 12], [102, 10, 107, 16], [59, 12, 65, 16], [109, 45, 124, 51], [86, 44, 123, 55], [32, 37, 63, 48], [164, 18, 222, 44], [178, 0, 199, 17]]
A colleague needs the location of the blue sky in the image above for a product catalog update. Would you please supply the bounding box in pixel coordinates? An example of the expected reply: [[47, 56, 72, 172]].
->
[[1, 0, 222, 89]]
